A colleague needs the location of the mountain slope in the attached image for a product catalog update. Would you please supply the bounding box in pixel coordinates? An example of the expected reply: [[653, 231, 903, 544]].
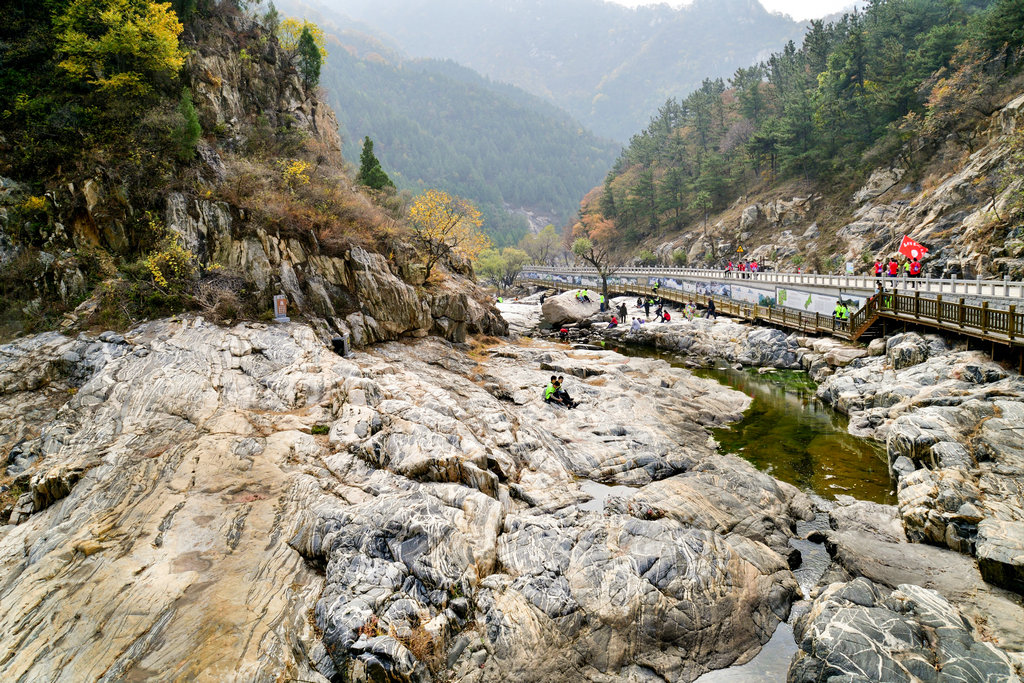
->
[[324, 48, 619, 239], [315, 0, 807, 141]]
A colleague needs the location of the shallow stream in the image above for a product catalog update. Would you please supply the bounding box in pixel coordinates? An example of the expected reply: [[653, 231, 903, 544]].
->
[[613, 345, 893, 505]]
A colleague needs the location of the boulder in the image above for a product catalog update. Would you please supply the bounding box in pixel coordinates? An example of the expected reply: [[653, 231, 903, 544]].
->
[[886, 332, 930, 370], [789, 579, 1018, 683], [540, 290, 599, 326], [976, 519, 1024, 594], [823, 346, 868, 367]]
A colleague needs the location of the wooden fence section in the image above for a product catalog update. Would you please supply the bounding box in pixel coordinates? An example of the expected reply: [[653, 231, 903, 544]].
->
[[523, 278, 1024, 348]]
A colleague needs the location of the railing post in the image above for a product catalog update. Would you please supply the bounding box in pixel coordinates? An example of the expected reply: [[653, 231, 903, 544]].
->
[[959, 298, 965, 328], [935, 294, 942, 321], [1010, 305, 1017, 341], [914, 290, 920, 318], [981, 301, 989, 333]]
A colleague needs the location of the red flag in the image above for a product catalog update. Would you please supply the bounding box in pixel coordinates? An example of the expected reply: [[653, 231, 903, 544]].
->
[[899, 235, 928, 259]]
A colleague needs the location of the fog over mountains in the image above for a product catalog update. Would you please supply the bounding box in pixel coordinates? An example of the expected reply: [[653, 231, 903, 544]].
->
[[313, 0, 808, 141]]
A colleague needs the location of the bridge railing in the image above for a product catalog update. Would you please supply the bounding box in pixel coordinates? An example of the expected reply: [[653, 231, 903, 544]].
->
[[522, 265, 1024, 299], [524, 275, 1024, 346]]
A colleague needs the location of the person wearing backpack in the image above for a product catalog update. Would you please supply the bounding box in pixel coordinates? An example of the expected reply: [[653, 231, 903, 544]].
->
[[888, 259, 899, 277], [909, 258, 922, 278]]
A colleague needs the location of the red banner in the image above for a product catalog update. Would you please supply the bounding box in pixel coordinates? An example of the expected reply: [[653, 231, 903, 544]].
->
[[899, 235, 928, 259]]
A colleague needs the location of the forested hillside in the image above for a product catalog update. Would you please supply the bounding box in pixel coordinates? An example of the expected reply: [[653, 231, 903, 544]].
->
[[576, 0, 1024, 268], [320, 46, 620, 246], [280, 0, 621, 247], [310, 0, 807, 141]]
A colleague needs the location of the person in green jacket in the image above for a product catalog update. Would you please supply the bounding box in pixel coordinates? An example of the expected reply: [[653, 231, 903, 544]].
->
[[544, 376, 559, 403], [544, 375, 573, 408], [599, 293, 607, 312]]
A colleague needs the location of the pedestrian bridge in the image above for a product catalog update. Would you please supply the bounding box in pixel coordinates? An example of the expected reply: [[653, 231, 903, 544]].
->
[[519, 266, 1024, 358]]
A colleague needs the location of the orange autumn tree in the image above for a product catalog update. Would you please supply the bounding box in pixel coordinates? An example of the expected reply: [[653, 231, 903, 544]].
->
[[408, 189, 491, 280], [571, 210, 621, 300]]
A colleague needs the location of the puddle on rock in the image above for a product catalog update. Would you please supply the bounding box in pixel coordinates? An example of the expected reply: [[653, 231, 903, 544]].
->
[[578, 479, 636, 512], [693, 622, 798, 683]]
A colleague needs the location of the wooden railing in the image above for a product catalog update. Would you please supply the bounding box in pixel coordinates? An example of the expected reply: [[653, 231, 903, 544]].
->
[[524, 278, 1024, 347]]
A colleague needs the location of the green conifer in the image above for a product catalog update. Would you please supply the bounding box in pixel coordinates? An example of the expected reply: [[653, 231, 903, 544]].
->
[[356, 136, 395, 190]]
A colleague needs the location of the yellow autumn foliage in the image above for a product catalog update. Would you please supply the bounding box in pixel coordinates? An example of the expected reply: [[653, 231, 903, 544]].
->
[[277, 18, 328, 58], [54, 0, 185, 98], [408, 189, 490, 279], [278, 158, 311, 192]]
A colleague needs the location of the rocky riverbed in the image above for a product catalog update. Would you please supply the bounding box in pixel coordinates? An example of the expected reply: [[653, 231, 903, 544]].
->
[[0, 317, 809, 682], [1, 303, 1021, 681], [512, 290, 1024, 678]]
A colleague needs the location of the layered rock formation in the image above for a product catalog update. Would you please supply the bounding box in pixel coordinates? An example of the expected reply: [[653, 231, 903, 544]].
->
[[164, 193, 506, 346], [814, 332, 1024, 595], [790, 577, 1019, 683], [0, 320, 817, 682]]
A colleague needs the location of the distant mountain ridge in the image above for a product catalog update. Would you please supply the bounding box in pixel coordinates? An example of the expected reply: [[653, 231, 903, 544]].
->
[[282, 0, 620, 245], [316, 0, 807, 141]]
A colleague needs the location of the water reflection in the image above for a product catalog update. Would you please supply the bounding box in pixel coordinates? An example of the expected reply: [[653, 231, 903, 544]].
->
[[614, 346, 893, 504]]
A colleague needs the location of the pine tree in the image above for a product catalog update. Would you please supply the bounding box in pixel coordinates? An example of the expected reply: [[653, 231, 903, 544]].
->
[[297, 26, 321, 90], [356, 136, 395, 190]]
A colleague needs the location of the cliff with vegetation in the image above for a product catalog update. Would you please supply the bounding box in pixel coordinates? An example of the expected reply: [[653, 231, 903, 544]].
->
[[574, 0, 1024, 279], [0, 0, 503, 344]]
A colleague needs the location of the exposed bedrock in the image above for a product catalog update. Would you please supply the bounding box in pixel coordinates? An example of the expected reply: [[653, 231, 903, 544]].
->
[[789, 577, 1020, 683], [814, 332, 1024, 594], [0, 320, 816, 682]]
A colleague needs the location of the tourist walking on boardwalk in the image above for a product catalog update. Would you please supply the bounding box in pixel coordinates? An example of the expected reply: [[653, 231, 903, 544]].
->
[[888, 258, 899, 277]]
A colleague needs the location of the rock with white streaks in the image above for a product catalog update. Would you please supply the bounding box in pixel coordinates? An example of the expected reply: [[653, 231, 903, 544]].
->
[[789, 578, 1020, 683]]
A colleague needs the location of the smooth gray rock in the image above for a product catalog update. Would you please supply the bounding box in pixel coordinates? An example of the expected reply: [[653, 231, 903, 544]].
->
[[977, 519, 1024, 594]]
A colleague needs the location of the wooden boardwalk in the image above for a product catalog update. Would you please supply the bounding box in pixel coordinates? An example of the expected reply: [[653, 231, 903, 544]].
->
[[523, 278, 1024, 349]]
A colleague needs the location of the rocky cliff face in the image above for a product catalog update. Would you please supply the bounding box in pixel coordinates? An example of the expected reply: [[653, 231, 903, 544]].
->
[[0, 10, 503, 347], [162, 192, 506, 345]]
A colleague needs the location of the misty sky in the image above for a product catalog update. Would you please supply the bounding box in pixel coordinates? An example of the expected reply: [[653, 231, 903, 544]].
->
[[608, 0, 857, 21]]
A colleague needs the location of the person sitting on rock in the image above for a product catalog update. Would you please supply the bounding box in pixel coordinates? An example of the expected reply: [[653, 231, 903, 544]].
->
[[554, 376, 577, 408], [581, 289, 591, 302], [559, 327, 569, 341], [630, 317, 643, 332], [607, 315, 618, 328], [661, 310, 671, 323], [544, 376, 560, 404]]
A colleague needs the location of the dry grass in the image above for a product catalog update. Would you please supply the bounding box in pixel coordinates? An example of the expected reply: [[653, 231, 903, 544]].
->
[[216, 153, 405, 259], [397, 625, 445, 671]]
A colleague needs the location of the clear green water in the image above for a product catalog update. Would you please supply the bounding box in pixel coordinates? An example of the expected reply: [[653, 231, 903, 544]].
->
[[613, 345, 894, 504]]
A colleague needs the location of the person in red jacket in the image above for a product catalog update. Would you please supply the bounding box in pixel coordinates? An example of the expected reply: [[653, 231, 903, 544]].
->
[[909, 258, 922, 277], [873, 260, 883, 276], [888, 259, 899, 277]]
